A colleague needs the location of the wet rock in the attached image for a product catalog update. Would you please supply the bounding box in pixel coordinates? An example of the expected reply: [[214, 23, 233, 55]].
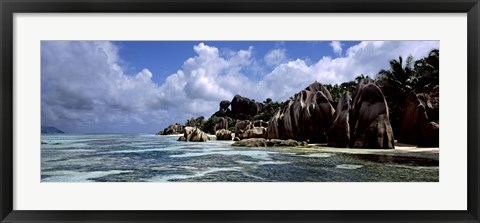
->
[[232, 138, 268, 147], [267, 81, 335, 143], [215, 129, 232, 140], [232, 138, 307, 147], [350, 79, 394, 149], [41, 141, 48, 144], [178, 127, 209, 142], [233, 137, 241, 141], [327, 92, 351, 147], [267, 139, 308, 147]]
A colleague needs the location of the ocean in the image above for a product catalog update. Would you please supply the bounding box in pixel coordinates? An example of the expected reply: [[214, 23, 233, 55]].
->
[[41, 134, 439, 182]]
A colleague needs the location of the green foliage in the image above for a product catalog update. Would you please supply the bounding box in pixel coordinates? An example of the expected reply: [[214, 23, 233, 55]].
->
[[324, 79, 357, 106], [228, 126, 236, 132], [376, 49, 439, 134], [200, 116, 220, 133], [185, 116, 205, 127], [252, 98, 282, 122]]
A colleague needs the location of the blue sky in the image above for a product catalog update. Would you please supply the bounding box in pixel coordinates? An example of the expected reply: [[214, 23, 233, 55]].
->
[[41, 40, 439, 133], [114, 41, 360, 84]]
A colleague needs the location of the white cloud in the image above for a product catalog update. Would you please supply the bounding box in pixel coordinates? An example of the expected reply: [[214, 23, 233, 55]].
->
[[42, 41, 439, 133], [330, 41, 343, 55], [264, 48, 287, 66]]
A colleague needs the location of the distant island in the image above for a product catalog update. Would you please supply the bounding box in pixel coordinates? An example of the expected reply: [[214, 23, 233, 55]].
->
[[41, 126, 64, 134]]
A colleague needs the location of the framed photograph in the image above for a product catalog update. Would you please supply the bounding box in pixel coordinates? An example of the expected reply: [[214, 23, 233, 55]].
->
[[1, 0, 479, 222]]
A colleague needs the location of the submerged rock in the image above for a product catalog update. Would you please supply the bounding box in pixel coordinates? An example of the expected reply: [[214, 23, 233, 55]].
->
[[232, 138, 268, 147], [350, 79, 394, 149], [215, 129, 232, 140], [232, 138, 307, 147], [267, 81, 335, 143], [178, 127, 209, 142]]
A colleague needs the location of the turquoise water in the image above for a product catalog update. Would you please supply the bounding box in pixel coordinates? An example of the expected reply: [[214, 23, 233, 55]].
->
[[41, 134, 439, 182]]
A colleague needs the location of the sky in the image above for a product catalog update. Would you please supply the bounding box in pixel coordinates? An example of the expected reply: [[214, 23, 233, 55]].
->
[[41, 40, 439, 133]]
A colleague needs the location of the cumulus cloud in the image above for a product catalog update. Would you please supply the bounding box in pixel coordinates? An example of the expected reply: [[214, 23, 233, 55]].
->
[[330, 41, 343, 55], [42, 41, 438, 133], [264, 48, 287, 66]]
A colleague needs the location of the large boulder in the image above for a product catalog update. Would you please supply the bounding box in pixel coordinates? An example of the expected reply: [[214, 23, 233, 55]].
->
[[213, 100, 232, 117], [327, 92, 351, 147], [234, 120, 268, 139], [215, 129, 232, 140], [158, 123, 184, 135], [230, 95, 264, 119], [399, 87, 439, 147], [253, 120, 269, 128], [350, 79, 394, 149], [267, 81, 335, 143], [235, 120, 251, 139], [214, 117, 229, 132], [244, 127, 268, 139], [419, 121, 439, 147], [178, 127, 210, 142]]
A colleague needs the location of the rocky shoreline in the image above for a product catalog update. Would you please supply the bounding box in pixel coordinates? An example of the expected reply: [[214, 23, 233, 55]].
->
[[158, 76, 438, 150]]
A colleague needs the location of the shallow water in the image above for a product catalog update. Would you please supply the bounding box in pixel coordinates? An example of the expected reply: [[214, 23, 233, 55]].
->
[[41, 134, 439, 182]]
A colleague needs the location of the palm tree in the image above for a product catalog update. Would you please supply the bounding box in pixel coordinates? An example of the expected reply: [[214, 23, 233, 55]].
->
[[377, 55, 416, 135], [414, 49, 439, 87]]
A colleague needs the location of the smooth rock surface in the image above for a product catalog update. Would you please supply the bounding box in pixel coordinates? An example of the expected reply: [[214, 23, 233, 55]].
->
[[178, 127, 210, 142], [267, 81, 335, 143], [350, 79, 394, 149]]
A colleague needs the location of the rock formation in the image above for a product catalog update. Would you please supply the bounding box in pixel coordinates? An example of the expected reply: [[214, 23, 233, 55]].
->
[[398, 85, 439, 147], [267, 81, 335, 143], [230, 95, 264, 120], [244, 127, 268, 139], [350, 78, 394, 149], [214, 117, 229, 132], [327, 92, 351, 147], [234, 120, 267, 139], [178, 127, 210, 142], [158, 123, 184, 135], [232, 138, 308, 147], [213, 100, 232, 117], [253, 120, 268, 128], [215, 129, 232, 140], [185, 116, 205, 127], [235, 120, 251, 139]]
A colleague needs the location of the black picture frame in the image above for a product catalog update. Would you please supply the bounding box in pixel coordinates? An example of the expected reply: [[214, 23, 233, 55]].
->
[[1, 0, 479, 222]]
